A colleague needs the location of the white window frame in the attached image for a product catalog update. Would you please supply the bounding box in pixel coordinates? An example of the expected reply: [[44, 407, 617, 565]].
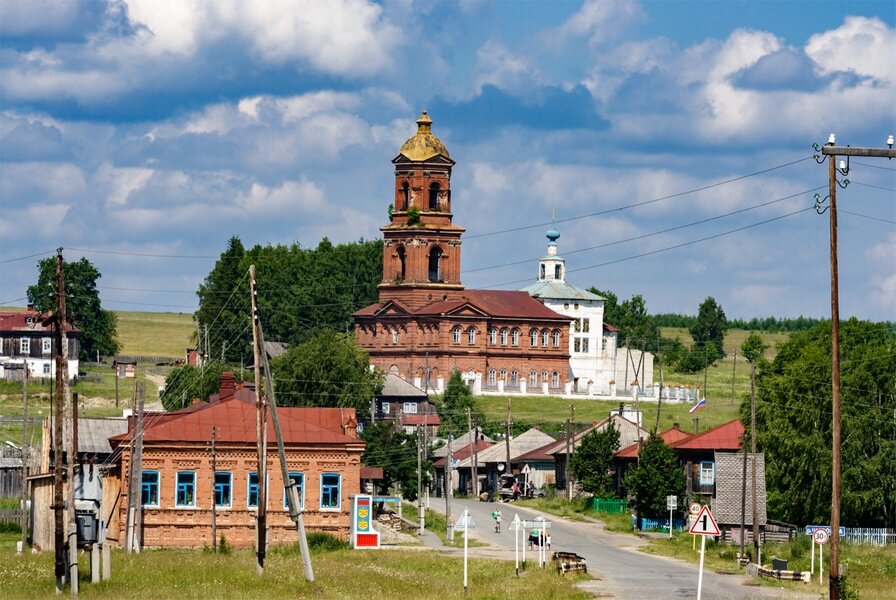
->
[[529, 370, 538, 387], [699, 462, 715, 486], [382, 402, 390, 415], [487, 369, 497, 386], [452, 326, 462, 344], [467, 327, 476, 345], [402, 402, 418, 414], [530, 330, 538, 346], [20, 338, 30, 355], [541, 330, 549, 346], [552, 330, 561, 347], [42, 338, 51, 354], [511, 328, 520, 346], [500, 328, 509, 346]]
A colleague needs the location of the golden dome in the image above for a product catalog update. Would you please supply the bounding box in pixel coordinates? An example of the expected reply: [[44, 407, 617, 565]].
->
[[398, 111, 451, 162]]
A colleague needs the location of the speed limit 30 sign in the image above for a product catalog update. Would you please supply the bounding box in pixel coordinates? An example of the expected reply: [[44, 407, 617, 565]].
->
[[813, 529, 829, 545]]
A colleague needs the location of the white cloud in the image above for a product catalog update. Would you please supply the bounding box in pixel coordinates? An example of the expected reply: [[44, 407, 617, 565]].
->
[[474, 40, 538, 94], [0, 0, 86, 37], [470, 162, 513, 196], [236, 179, 325, 214], [559, 0, 644, 45], [865, 232, 896, 314], [806, 16, 895, 83], [94, 163, 154, 206]]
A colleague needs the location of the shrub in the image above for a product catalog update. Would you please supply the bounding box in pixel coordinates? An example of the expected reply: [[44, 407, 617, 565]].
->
[[307, 532, 350, 552], [218, 534, 232, 555]]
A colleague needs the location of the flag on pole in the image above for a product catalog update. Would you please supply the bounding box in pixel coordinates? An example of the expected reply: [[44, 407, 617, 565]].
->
[[689, 397, 706, 413]]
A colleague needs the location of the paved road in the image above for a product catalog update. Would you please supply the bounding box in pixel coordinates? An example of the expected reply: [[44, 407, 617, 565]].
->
[[431, 498, 805, 600]]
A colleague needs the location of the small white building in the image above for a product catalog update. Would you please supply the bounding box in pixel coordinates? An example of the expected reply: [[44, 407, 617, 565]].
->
[[521, 227, 653, 394]]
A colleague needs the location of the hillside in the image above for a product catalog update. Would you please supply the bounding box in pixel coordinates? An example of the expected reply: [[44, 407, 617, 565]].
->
[[114, 311, 195, 358]]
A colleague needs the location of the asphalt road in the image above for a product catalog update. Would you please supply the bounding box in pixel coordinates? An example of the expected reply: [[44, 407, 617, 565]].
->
[[433, 498, 804, 600]]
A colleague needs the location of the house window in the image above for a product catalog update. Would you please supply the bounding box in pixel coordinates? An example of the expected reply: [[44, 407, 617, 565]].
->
[[42, 338, 51, 354], [500, 328, 509, 346], [552, 330, 561, 347], [511, 328, 520, 346], [581, 338, 589, 353], [574, 338, 581, 353], [43, 363, 51, 375], [452, 326, 462, 344], [176, 471, 196, 507], [487, 369, 497, 386], [488, 328, 497, 345], [530, 329, 538, 346], [141, 471, 160, 507], [541, 370, 549, 385], [382, 402, 390, 415], [20, 338, 30, 354], [284, 473, 304, 509], [541, 329, 549, 346], [529, 370, 538, 387], [320, 473, 341, 509], [500, 369, 507, 383], [467, 327, 476, 345], [581, 318, 590, 333], [699, 462, 715, 485], [248, 472, 259, 508], [215, 472, 232, 508], [403, 402, 418, 414], [510, 370, 519, 387], [551, 372, 560, 388]]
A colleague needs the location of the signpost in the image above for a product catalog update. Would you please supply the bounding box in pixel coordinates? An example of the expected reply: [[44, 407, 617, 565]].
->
[[666, 495, 678, 539], [351, 495, 380, 549], [689, 502, 701, 549], [813, 528, 829, 584], [455, 510, 476, 593], [509, 514, 522, 576], [689, 505, 720, 600]]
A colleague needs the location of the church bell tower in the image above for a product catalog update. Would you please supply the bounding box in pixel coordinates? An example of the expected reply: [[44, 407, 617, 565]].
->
[[379, 112, 465, 308]]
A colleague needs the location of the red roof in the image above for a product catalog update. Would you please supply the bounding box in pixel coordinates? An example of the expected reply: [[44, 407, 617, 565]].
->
[[432, 439, 494, 467], [615, 425, 694, 459], [354, 290, 568, 322], [110, 396, 362, 446], [671, 419, 744, 451], [399, 414, 441, 427], [0, 309, 79, 333], [514, 441, 556, 463]]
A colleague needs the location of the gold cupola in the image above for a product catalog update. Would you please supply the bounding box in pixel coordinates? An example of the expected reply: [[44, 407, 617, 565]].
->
[[397, 111, 451, 162]]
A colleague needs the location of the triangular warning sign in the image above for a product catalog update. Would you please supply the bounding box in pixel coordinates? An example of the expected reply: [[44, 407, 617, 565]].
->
[[689, 505, 720, 536]]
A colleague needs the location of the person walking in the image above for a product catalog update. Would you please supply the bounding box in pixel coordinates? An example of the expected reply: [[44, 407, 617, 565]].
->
[[493, 508, 502, 533]]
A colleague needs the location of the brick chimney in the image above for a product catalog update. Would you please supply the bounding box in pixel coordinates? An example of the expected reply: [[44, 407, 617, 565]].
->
[[672, 422, 680, 430], [219, 371, 236, 399]]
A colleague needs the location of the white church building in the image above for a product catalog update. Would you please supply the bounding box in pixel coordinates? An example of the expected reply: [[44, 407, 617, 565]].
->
[[521, 227, 654, 395]]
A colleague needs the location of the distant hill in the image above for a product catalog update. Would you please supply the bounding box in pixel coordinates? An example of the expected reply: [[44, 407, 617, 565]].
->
[[114, 311, 195, 358]]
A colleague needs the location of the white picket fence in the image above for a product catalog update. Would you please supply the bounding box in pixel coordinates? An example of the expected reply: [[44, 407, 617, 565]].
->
[[842, 528, 894, 546]]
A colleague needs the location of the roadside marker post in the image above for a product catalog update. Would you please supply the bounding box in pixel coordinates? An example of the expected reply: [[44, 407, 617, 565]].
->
[[689, 505, 720, 600], [454, 510, 476, 593], [509, 514, 522, 576], [667, 495, 678, 539], [813, 529, 829, 584]]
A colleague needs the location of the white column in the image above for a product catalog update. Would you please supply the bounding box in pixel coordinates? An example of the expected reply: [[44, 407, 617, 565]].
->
[[519, 378, 527, 394]]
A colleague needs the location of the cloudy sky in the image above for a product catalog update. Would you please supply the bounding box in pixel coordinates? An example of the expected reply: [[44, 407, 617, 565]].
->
[[1, 0, 894, 322]]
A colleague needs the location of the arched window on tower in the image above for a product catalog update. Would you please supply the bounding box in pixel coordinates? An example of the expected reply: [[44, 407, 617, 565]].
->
[[428, 247, 443, 282], [396, 245, 406, 281], [540, 264, 545, 280], [400, 181, 409, 210], [555, 264, 562, 280], [429, 182, 440, 210]]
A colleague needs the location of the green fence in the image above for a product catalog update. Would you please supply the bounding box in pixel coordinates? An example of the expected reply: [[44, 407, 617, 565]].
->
[[585, 498, 627, 514]]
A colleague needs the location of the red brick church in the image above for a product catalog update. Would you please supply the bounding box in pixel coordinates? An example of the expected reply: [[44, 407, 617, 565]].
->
[[354, 113, 570, 394]]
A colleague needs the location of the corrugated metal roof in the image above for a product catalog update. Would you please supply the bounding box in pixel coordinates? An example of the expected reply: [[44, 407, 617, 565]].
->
[[109, 397, 361, 446], [49, 417, 129, 455], [380, 373, 427, 398], [431, 429, 495, 458], [616, 425, 693, 459], [399, 414, 441, 426], [0, 310, 79, 333], [521, 280, 604, 302], [456, 428, 555, 467], [671, 419, 743, 451]]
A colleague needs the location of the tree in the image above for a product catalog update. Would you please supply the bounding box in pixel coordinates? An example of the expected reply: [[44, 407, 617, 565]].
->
[[361, 421, 424, 500], [689, 296, 727, 362], [195, 237, 250, 363], [569, 422, 621, 497], [160, 361, 229, 411], [624, 434, 686, 520], [589, 288, 660, 352], [270, 329, 382, 411], [27, 256, 120, 360], [753, 319, 896, 528], [439, 371, 482, 434], [740, 333, 768, 365]]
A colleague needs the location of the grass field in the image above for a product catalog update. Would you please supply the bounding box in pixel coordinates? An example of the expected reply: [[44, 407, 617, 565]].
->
[[113, 311, 195, 358], [0, 531, 588, 599]]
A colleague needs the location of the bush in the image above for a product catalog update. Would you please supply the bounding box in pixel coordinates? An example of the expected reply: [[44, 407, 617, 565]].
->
[[271, 532, 350, 555], [0, 522, 22, 534], [218, 534, 232, 555]]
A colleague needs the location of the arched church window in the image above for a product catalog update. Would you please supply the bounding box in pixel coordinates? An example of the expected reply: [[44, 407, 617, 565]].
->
[[500, 328, 509, 346], [429, 183, 440, 210], [540, 264, 545, 280], [397, 245, 406, 281], [400, 181, 409, 210], [452, 326, 461, 344], [511, 328, 520, 346], [488, 328, 497, 345], [529, 370, 538, 387], [541, 329, 549, 346], [530, 329, 538, 346], [552, 330, 561, 347], [554, 264, 562, 280], [467, 327, 476, 345], [551, 371, 560, 388], [428, 247, 443, 282]]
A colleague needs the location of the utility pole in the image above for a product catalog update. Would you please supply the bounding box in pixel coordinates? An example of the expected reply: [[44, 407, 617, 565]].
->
[[654, 330, 665, 433], [417, 425, 423, 535], [49, 249, 65, 593], [59, 257, 77, 596], [569, 404, 576, 498], [740, 418, 748, 561], [730, 349, 737, 406], [21, 363, 29, 552], [131, 383, 144, 554], [505, 399, 512, 476], [818, 135, 894, 600], [211, 427, 217, 552], [252, 264, 314, 582], [445, 432, 452, 542], [249, 266, 267, 574], [468, 408, 478, 498], [750, 360, 759, 564], [565, 417, 571, 501]]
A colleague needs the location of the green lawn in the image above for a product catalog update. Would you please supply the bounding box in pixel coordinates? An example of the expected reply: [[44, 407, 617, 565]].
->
[[0, 532, 588, 599]]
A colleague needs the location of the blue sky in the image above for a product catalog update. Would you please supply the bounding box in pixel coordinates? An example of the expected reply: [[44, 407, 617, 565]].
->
[[1, 0, 894, 322]]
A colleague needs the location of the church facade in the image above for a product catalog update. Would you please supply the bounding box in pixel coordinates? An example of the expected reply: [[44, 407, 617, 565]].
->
[[353, 113, 571, 393]]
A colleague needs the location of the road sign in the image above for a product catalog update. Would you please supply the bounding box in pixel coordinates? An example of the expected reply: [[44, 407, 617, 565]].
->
[[521, 464, 531, 474], [689, 505, 720, 536], [509, 514, 523, 531], [689, 502, 702, 516], [667, 495, 678, 510], [813, 529, 829, 545], [521, 519, 552, 529], [805, 525, 845, 536], [455, 512, 477, 530]]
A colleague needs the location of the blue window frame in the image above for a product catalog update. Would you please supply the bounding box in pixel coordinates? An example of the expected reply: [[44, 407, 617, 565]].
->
[[214, 472, 232, 508], [141, 471, 159, 507], [248, 472, 259, 508], [176, 471, 195, 507], [283, 473, 304, 509], [320, 473, 341, 509]]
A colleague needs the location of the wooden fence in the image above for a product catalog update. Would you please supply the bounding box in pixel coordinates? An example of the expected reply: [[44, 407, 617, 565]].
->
[[0, 509, 25, 527]]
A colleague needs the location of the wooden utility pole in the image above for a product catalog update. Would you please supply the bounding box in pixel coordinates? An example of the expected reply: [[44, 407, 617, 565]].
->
[[417, 425, 423, 535], [818, 139, 894, 599], [468, 409, 479, 498], [49, 250, 66, 592], [445, 432, 452, 541], [750, 361, 759, 563], [249, 266, 267, 574], [131, 383, 145, 554], [504, 400, 511, 476], [654, 330, 665, 433], [21, 363, 29, 551], [210, 427, 217, 552], [730, 349, 737, 406], [565, 417, 571, 501], [251, 265, 314, 582]]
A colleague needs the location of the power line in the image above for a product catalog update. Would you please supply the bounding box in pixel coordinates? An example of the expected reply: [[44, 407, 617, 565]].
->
[[67, 247, 218, 259]]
